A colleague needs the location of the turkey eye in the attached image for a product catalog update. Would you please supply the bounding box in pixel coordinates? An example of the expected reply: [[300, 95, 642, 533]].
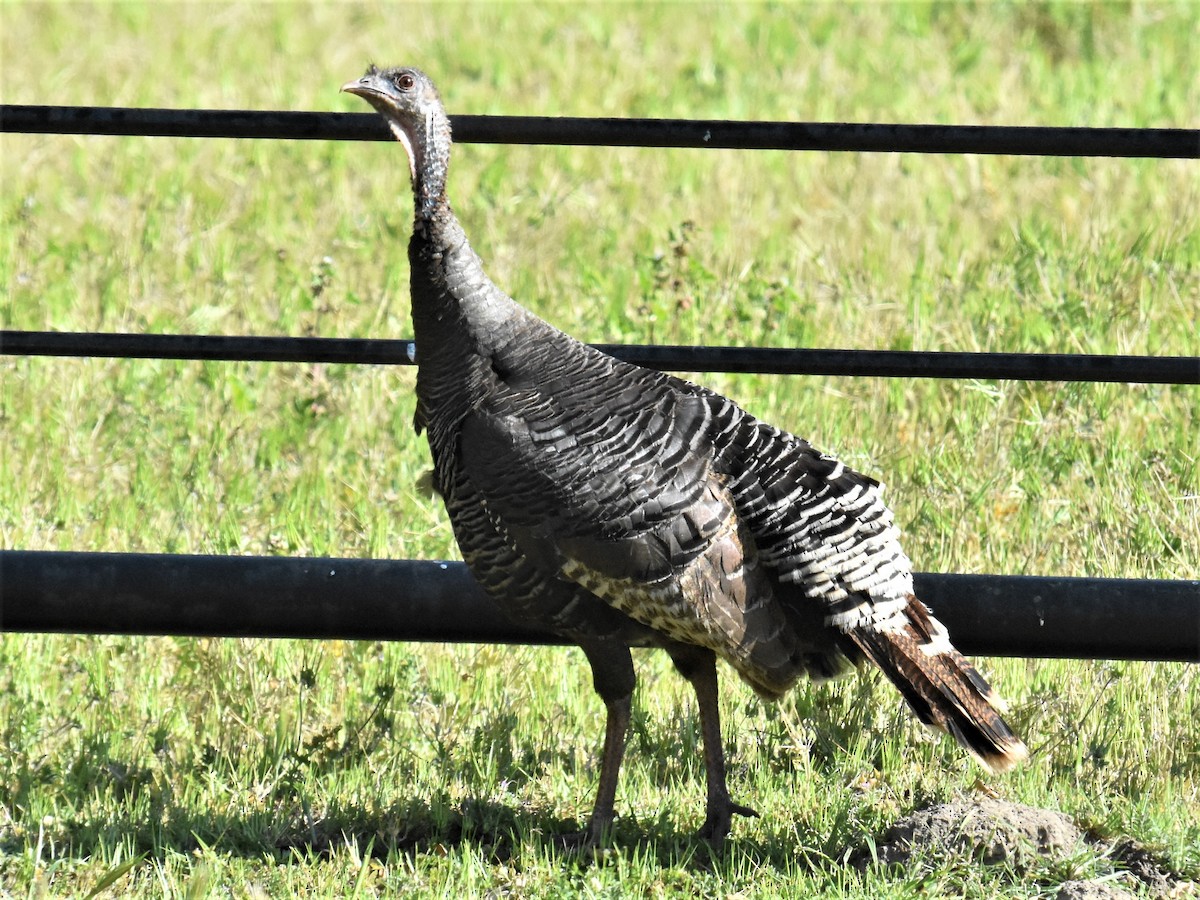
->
[[397, 73, 415, 91]]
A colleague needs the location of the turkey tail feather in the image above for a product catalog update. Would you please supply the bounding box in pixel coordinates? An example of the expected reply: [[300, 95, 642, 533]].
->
[[846, 594, 1028, 773]]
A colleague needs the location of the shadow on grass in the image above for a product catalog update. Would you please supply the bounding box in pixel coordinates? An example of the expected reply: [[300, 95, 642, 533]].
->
[[10, 786, 834, 874], [1, 696, 885, 876]]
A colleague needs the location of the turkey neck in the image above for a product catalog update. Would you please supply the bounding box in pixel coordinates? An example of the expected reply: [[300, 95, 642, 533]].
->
[[402, 102, 537, 458]]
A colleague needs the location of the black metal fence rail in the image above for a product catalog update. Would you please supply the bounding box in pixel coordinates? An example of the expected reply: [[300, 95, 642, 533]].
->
[[4, 330, 1198, 384], [3, 552, 1197, 662], [3, 105, 1196, 660], [4, 104, 1198, 157]]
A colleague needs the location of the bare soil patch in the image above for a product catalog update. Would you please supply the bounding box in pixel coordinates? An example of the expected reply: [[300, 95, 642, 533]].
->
[[855, 799, 1192, 898]]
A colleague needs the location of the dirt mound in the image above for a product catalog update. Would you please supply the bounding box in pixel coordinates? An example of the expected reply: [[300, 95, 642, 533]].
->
[[1055, 880, 1136, 900], [866, 798, 1080, 868], [855, 799, 1191, 898]]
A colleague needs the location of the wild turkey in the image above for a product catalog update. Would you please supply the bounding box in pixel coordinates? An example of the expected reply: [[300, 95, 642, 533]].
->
[[342, 65, 1028, 847]]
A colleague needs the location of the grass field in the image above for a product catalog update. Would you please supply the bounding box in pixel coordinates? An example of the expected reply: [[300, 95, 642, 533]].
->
[[2, 3, 1198, 897]]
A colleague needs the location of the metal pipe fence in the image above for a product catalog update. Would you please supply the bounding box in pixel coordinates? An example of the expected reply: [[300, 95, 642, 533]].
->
[[3, 331, 1197, 384], [4, 104, 1198, 157], [2, 104, 1196, 659], [3, 552, 1197, 662]]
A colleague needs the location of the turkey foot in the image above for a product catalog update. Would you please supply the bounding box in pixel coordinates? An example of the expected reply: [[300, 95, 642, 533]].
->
[[696, 797, 759, 846]]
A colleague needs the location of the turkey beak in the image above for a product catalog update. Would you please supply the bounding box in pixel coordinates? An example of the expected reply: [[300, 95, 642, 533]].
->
[[341, 73, 396, 106]]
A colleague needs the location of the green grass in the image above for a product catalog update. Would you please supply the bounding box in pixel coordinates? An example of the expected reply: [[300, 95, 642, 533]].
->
[[2, 2, 1198, 897]]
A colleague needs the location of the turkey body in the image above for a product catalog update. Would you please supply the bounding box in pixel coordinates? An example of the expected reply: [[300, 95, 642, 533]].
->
[[344, 64, 1027, 846], [415, 223, 871, 694]]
